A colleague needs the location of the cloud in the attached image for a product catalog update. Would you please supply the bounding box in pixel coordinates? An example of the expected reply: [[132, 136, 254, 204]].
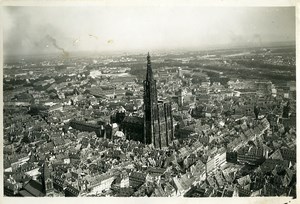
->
[[3, 7, 295, 56]]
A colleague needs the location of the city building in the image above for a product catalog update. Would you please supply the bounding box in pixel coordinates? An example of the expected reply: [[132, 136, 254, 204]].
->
[[69, 120, 102, 137], [41, 161, 54, 196]]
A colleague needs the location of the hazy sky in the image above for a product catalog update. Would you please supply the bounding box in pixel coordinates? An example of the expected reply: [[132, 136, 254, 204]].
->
[[3, 6, 295, 56]]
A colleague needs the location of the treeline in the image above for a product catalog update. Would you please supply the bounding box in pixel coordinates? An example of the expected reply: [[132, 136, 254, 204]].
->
[[236, 60, 295, 72]]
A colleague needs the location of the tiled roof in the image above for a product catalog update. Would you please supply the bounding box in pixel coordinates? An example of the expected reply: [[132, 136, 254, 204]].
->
[[122, 116, 144, 125], [19, 189, 35, 197], [22, 179, 45, 197], [129, 172, 146, 180], [237, 175, 251, 186], [260, 159, 289, 173]]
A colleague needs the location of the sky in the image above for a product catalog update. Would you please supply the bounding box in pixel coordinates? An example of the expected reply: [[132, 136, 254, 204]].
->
[[3, 6, 295, 56]]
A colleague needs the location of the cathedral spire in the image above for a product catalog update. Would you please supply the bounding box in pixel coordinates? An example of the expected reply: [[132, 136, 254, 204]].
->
[[146, 52, 153, 81], [143, 53, 174, 148]]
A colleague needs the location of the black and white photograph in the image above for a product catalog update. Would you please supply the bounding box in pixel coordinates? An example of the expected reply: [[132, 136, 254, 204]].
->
[[1, 1, 298, 201]]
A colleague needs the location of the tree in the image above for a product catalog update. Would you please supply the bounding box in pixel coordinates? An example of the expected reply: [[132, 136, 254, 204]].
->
[[22, 134, 30, 143], [254, 105, 260, 120], [282, 101, 290, 118]]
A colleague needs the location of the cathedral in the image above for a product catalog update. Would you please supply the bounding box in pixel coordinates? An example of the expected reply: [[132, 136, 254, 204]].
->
[[143, 53, 174, 148], [121, 53, 174, 149]]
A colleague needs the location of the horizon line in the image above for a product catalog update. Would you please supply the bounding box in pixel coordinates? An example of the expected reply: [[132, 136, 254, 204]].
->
[[3, 40, 296, 59]]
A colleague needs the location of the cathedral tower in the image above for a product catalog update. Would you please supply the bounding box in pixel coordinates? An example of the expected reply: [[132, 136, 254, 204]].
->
[[144, 53, 173, 148], [144, 53, 159, 146]]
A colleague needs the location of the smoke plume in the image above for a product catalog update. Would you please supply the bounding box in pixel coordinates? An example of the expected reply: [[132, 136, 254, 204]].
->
[[46, 35, 69, 58]]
